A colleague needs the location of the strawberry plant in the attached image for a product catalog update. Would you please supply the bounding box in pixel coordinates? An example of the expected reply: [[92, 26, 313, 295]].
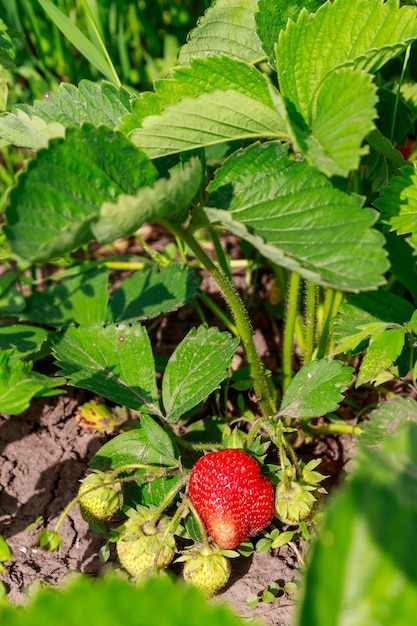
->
[[1, 0, 417, 624]]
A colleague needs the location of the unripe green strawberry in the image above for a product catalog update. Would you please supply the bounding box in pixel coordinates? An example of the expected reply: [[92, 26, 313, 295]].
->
[[182, 545, 231, 597], [78, 471, 122, 524], [275, 480, 316, 525], [116, 505, 176, 579]]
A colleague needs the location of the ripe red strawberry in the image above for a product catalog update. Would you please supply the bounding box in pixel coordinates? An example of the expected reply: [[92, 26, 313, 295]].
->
[[188, 448, 274, 549]]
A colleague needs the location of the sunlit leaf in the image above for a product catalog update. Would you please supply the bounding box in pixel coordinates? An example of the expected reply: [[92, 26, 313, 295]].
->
[[124, 56, 288, 158], [4, 124, 157, 261], [279, 358, 354, 419], [91, 158, 203, 242], [375, 164, 417, 252], [178, 0, 264, 65], [332, 291, 414, 355], [204, 142, 387, 290], [0, 81, 132, 149], [53, 323, 161, 416], [108, 262, 201, 322], [162, 326, 239, 422], [356, 327, 405, 387], [277, 0, 417, 121]]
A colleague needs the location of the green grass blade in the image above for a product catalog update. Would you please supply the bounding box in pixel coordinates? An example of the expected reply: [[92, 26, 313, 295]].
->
[[35, 0, 120, 85]]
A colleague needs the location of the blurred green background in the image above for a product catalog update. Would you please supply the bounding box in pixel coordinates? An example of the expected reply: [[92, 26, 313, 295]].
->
[[0, 0, 210, 104]]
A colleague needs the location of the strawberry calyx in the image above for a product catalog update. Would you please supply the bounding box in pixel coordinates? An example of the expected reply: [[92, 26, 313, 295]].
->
[[116, 504, 176, 579], [275, 459, 327, 525]]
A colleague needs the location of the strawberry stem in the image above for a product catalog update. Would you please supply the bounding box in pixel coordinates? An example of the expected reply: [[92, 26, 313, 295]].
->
[[165, 222, 276, 418], [186, 498, 212, 549], [282, 271, 300, 393], [148, 475, 189, 526], [108, 463, 175, 479], [275, 422, 290, 492]]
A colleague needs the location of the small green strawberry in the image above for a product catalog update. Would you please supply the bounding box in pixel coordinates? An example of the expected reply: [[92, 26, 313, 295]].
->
[[116, 505, 176, 579], [78, 471, 122, 524], [181, 545, 231, 597], [275, 480, 316, 525], [275, 459, 327, 525]]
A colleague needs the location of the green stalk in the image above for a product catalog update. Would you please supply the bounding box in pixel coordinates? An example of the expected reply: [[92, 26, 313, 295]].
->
[[209, 229, 232, 279], [303, 280, 317, 365], [80, 0, 122, 87], [145, 476, 189, 530], [316, 288, 343, 359], [307, 422, 363, 436], [390, 44, 411, 144], [282, 272, 301, 392], [166, 223, 276, 417], [275, 423, 290, 491], [187, 499, 212, 549], [199, 292, 238, 335]]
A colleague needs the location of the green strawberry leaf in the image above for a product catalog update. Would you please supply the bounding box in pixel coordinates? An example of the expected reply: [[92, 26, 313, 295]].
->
[[91, 157, 203, 242], [124, 55, 289, 158], [277, 0, 417, 122], [0, 535, 11, 562], [297, 418, 417, 626], [0, 350, 65, 415], [279, 358, 354, 419], [357, 396, 417, 448], [0, 81, 132, 149], [204, 142, 387, 291], [52, 323, 161, 416], [375, 164, 417, 252], [256, 0, 324, 67], [277, 67, 377, 177], [0, 324, 50, 359], [140, 414, 179, 465], [90, 426, 178, 473], [356, 327, 405, 387], [107, 262, 201, 322], [0, 111, 65, 151], [367, 128, 407, 171], [162, 326, 240, 422], [178, 0, 265, 65], [21, 265, 109, 327], [88, 422, 180, 506], [0, 573, 256, 626], [0, 19, 16, 70], [384, 232, 417, 305], [332, 291, 414, 355], [4, 124, 157, 262], [119, 55, 283, 134], [0, 272, 25, 314]]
